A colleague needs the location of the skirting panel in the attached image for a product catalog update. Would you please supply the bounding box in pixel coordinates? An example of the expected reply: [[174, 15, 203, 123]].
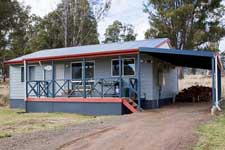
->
[[26, 101, 123, 115], [10, 99, 25, 109]]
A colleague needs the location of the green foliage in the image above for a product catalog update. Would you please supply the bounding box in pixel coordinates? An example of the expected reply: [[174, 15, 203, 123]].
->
[[25, 0, 100, 51], [144, 0, 225, 50], [0, 0, 32, 75], [0, 0, 110, 76], [103, 20, 137, 43]]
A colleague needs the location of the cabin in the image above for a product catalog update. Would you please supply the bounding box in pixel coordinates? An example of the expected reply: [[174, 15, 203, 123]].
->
[[5, 38, 222, 115]]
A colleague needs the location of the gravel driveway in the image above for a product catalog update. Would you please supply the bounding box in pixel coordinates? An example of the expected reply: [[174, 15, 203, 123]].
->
[[0, 102, 211, 150]]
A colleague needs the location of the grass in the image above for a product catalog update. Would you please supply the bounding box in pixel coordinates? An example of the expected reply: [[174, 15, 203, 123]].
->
[[179, 75, 225, 150], [194, 100, 225, 150], [194, 113, 225, 150], [0, 107, 96, 139]]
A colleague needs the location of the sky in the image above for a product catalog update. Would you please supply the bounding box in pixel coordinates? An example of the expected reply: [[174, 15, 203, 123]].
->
[[18, 0, 225, 51]]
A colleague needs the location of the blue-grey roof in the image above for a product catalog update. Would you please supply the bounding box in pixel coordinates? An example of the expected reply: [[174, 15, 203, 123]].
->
[[139, 47, 217, 69], [7, 38, 169, 63]]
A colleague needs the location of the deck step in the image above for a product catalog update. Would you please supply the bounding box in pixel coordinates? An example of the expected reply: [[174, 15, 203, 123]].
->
[[122, 98, 138, 113]]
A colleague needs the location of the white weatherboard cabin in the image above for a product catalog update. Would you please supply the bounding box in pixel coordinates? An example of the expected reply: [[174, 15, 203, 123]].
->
[[5, 38, 222, 115]]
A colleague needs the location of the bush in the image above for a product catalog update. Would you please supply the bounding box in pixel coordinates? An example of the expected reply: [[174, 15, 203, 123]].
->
[[0, 95, 9, 106], [2, 95, 9, 105]]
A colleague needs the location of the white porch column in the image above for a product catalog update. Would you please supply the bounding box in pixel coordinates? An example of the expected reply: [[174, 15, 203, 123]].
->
[[24, 60, 27, 112]]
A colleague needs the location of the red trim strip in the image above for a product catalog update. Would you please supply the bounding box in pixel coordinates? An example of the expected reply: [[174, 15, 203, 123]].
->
[[26, 97, 123, 103], [5, 49, 138, 65]]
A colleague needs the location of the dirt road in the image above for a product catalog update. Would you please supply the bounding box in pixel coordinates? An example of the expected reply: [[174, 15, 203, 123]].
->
[[0, 103, 211, 150]]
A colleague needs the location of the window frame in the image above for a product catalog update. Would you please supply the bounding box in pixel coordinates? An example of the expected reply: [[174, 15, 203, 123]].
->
[[28, 65, 36, 81], [20, 65, 36, 82], [71, 60, 95, 80], [111, 59, 120, 77], [21, 66, 24, 82], [111, 58, 136, 77]]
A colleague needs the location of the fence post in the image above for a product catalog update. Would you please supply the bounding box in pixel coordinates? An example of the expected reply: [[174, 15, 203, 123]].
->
[[38, 81, 40, 97], [51, 60, 55, 97], [101, 79, 104, 97], [67, 80, 70, 97]]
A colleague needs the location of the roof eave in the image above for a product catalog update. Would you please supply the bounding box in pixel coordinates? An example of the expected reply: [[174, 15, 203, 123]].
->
[[5, 48, 139, 65]]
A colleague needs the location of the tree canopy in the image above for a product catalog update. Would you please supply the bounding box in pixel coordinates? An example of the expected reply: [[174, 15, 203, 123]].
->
[[0, 0, 111, 76], [103, 20, 137, 43], [144, 0, 225, 51]]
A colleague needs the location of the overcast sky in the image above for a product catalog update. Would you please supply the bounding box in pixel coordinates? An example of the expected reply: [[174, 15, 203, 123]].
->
[[18, 0, 225, 51]]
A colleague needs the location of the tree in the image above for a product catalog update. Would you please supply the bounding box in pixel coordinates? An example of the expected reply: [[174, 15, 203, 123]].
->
[[0, 0, 32, 80], [25, 0, 104, 51], [144, 0, 225, 78], [103, 20, 137, 43], [55, 0, 111, 47], [8, 3, 31, 57], [143, 0, 225, 50]]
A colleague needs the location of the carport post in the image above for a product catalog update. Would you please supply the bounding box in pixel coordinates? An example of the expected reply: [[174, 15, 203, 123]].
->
[[218, 67, 221, 101], [215, 56, 219, 106], [215, 55, 221, 110], [137, 53, 141, 111], [211, 57, 215, 107]]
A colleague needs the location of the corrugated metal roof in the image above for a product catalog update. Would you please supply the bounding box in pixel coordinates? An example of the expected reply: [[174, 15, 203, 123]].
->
[[7, 38, 169, 63], [139, 47, 220, 69]]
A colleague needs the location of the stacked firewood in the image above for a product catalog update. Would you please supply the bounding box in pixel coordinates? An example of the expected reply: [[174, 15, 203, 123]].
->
[[176, 85, 212, 103]]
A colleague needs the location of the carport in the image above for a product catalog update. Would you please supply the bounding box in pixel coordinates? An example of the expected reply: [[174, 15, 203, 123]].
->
[[139, 47, 223, 110]]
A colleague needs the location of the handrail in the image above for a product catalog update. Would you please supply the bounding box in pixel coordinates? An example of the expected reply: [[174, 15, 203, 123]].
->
[[129, 78, 138, 100], [26, 77, 123, 98]]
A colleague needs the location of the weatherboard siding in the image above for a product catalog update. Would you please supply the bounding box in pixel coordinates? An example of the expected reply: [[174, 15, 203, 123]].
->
[[9, 50, 177, 105], [62, 54, 154, 100], [10, 64, 44, 99], [9, 65, 24, 99], [152, 61, 178, 100], [10, 54, 155, 100]]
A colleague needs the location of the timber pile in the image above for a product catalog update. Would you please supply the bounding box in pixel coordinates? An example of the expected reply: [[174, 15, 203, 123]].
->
[[176, 85, 212, 103]]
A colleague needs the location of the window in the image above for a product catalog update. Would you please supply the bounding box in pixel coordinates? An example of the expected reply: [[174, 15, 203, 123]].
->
[[85, 62, 94, 79], [112, 59, 120, 76], [28, 66, 35, 81], [72, 63, 82, 79], [111, 58, 135, 77], [20, 66, 35, 82], [123, 58, 135, 76], [72, 61, 94, 79], [21, 67, 24, 82]]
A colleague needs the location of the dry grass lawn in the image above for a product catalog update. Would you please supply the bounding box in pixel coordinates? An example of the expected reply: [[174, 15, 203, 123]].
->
[[0, 81, 9, 106], [0, 107, 98, 139], [0, 81, 107, 139]]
